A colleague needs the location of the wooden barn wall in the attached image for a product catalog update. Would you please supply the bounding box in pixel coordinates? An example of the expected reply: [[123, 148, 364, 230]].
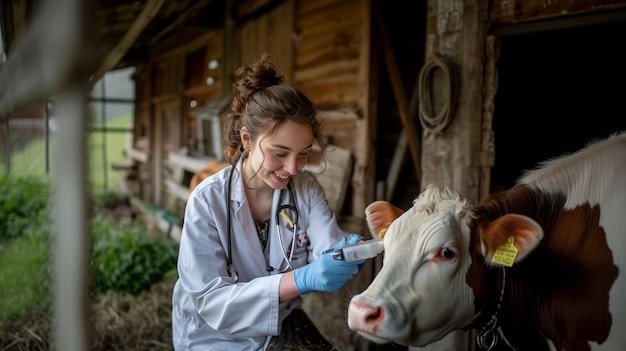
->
[[294, 0, 363, 107], [130, 0, 373, 220], [294, 0, 373, 217], [237, 0, 295, 78]]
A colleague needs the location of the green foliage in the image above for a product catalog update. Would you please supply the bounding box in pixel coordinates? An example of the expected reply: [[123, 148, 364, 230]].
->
[[0, 183, 179, 323], [93, 189, 123, 208], [0, 175, 50, 242], [0, 228, 52, 322], [91, 214, 179, 296]]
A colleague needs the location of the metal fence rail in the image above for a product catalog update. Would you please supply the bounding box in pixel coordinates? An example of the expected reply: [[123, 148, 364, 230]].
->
[[0, 1, 92, 349]]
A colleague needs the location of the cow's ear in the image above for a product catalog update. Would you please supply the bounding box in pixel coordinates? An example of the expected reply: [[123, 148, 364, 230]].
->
[[365, 201, 405, 239], [480, 213, 544, 266]]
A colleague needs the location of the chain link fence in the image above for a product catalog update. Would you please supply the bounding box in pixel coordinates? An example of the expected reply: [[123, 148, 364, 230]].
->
[[1, 108, 54, 177], [1, 106, 131, 196]]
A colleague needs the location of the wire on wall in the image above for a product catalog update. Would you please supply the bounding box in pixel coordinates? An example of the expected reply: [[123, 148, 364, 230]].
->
[[417, 55, 459, 135]]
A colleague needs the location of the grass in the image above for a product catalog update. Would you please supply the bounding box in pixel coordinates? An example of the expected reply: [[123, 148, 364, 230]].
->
[[0, 232, 50, 322]]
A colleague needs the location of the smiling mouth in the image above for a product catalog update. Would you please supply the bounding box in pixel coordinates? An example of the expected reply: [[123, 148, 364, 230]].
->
[[274, 172, 290, 181]]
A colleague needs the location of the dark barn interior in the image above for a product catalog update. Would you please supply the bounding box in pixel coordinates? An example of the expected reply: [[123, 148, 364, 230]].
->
[[492, 18, 626, 193], [375, 0, 427, 210]]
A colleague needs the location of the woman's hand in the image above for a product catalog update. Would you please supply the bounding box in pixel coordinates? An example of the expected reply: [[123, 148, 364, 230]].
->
[[293, 234, 365, 294]]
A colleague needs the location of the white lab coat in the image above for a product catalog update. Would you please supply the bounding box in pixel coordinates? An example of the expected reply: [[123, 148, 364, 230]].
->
[[172, 160, 349, 350]]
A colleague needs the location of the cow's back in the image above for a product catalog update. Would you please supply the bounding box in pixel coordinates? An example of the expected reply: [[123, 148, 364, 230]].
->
[[516, 132, 626, 350]]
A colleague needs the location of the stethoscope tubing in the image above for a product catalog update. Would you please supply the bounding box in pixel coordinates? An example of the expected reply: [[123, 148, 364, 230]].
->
[[225, 166, 299, 280]]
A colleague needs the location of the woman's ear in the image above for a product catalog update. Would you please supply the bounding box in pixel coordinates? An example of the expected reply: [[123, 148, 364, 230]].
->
[[240, 126, 251, 150]]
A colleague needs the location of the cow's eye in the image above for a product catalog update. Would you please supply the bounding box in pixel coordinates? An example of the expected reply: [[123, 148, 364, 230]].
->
[[440, 247, 456, 260]]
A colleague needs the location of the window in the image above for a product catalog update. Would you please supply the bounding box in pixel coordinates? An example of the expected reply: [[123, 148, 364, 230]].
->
[[88, 67, 136, 194]]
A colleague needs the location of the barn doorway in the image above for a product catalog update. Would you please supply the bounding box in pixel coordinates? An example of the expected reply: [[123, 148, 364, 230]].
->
[[491, 18, 626, 193]]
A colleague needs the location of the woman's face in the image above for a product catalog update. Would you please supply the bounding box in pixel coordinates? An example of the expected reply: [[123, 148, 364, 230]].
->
[[244, 120, 314, 190]]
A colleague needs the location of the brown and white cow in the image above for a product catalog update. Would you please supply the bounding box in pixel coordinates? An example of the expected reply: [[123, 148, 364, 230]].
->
[[348, 132, 626, 350]]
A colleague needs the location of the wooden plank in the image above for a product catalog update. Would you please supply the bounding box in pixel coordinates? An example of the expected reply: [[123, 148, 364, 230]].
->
[[298, 14, 361, 39], [320, 119, 357, 150], [350, 0, 373, 216], [480, 35, 498, 201], [165, 179, 190, 202], [298, 77, 358, 107], [489, 0, 626, 26], [239, 0, 294, 77], [296, 27, 362, 59], [147, 0, 214, 46], [126, 147, 148, 163], [385, 51, 423, 201], [130, 196, 182, 241], [297, 0, 362, 29], [297, 0, 344, 16], [294, 59, 359, 82], [267, 0, 295, 79], [316, 108, 360, 121], [168, 152, 216, 173], [234, 0, 286, 20], [295, 46, 359, 68], [152, 30, 222, 61]]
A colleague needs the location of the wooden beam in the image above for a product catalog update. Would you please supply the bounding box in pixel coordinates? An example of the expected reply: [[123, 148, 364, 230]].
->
[[147, 0, 216, 46], [233, 0, 287, 21], [384, 73, 421, 201], [88, 0, 165, 90]]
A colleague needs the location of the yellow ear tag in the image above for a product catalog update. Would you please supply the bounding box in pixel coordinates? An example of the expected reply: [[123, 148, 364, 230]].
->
[[491, 236, 518, 267], [378, 228, 387, 240]]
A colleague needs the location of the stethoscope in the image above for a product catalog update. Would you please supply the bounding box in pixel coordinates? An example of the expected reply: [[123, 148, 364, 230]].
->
[[225, 166, 299, 281]]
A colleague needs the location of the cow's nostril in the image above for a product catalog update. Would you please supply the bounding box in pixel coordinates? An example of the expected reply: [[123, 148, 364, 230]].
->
[[364, 306, 384, 324], [348, 299, 385, 334]]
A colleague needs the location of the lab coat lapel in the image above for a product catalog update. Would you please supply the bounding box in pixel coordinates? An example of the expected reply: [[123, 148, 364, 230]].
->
[[229, 162, 270, 275]]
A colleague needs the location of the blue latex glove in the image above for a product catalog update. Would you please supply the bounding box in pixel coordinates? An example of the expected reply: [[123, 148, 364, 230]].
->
[[294, 234, 365, 295]]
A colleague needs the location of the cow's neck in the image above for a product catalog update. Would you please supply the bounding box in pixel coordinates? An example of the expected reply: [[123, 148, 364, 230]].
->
[[466, 266, 517, 350]]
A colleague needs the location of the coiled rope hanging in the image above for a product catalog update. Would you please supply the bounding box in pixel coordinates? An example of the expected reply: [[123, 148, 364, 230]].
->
[[417, 55, 459, 135]]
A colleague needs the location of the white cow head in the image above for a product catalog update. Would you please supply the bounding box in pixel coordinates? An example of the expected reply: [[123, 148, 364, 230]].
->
[[348, 184, 543, 347]]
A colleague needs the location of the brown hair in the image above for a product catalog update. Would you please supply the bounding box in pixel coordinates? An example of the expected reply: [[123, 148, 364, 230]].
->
[[222, 54, 327, 165]]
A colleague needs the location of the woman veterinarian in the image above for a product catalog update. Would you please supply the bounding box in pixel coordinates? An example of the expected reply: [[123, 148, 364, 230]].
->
[[171, 54, 365, 350]]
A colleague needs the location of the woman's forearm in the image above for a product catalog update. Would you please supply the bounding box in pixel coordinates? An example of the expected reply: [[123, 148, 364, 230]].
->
[[279, 271, 301, 302]]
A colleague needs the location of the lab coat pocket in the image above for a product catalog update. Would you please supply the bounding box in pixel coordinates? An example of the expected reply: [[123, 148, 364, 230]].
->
[[290, 231, 310, 265]]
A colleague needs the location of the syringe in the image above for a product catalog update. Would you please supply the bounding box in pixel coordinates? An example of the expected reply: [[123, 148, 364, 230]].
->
[[329, 238, 384, 261]]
